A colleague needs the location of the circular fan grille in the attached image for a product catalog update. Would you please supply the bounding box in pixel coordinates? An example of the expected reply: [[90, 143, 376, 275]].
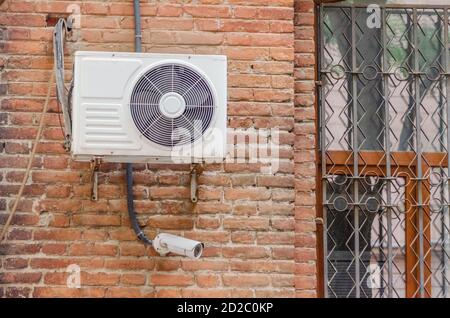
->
[[130, 63, 216, 147]]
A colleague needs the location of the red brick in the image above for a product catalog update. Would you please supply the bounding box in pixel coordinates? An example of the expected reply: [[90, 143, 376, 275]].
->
[[69, 243, 118, 257], [33, 287, 106, 298], [41, 243, 67, 255], [0, 14, 46, 27], [46, 185, 71, 198], [119, 243, 146, 257], [184, 5, 230, 18], [7, 228, 32, 240], [31, 258, 104, 270], [105, 259, 155, 271], [181, 260, 229, 271], [106, 287, 154, 298], [34, 229, 81, 241], [223, 217, 269, 230], [155, 259, 182, 271], [82, 2, 109, 15], [196, 274, 220, 287], [150, 274, 194, 287], [147, 216, 194, 230], [157, 5, 182, 17], [37, 199, 81, 212], [258, 7, 294, 20], [156, 289, 182, 297], [185, 232, 227, 246], [5, 287, 32, 298], [4, 258, 29, 269], [221, 20, 270, 33], [121, 274, 146, 286], [0, 214, 39, 226], [222, 274, 270, 287], [182, 289, 231, 298], [224, 188, 271, 201], [72, 215, 121, 227], [0, 272, 42, 284], [196, 217, 221, 229], [0, 243, 41, 255], [32, 171, 81, 183], [222, 246, 269, 259], [149, 186, 190, 199], [231, 231, 255, 244]]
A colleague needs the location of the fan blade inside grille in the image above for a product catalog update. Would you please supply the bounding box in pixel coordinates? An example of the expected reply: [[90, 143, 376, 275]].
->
[[130, 63, 216, 148]]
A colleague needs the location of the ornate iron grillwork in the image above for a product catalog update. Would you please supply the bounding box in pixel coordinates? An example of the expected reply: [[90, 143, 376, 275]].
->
[[319, 3, 450, 298]]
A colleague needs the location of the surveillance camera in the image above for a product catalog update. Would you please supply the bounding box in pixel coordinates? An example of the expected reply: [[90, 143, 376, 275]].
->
[[152, 233, 204, 259]]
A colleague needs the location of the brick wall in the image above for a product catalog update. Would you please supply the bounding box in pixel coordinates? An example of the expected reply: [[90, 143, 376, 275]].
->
[[293, 0, 317, 298], [0, 0, 318, 298]]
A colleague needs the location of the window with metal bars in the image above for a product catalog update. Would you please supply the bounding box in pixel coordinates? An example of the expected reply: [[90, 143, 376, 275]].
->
[[318, 1, 450, 298]]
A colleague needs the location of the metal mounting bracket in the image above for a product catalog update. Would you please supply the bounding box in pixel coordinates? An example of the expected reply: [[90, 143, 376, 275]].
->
[[190, 163, 205, 203], [53, 18, 73, 153], [89, 157, 102, 201], [315, 217, 324, 225], [63, 139, 71, 152]]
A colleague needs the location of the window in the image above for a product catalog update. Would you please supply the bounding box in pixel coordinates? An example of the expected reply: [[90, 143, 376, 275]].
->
[[319, 2, 450, 298]]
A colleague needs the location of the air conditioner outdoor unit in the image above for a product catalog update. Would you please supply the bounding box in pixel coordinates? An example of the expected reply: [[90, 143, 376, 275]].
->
[[71, 51, 227, 163]]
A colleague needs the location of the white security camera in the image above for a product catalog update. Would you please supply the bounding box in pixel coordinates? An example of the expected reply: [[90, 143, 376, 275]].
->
[[152, 233, 204, 259]]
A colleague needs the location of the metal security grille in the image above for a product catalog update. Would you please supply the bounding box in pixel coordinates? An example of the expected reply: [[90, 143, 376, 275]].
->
[[318, 3, 450, 298]]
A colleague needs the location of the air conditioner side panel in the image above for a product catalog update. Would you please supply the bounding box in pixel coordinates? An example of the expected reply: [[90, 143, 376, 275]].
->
[[72, 55, 143, 157]]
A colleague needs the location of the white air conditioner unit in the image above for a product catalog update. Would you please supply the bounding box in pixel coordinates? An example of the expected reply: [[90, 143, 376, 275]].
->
[[71, 51, 227, 163]]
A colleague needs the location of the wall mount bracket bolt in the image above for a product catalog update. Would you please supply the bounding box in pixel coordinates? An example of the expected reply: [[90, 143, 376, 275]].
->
[[190, 163, 205, 203], [89, 157, 102, 201]]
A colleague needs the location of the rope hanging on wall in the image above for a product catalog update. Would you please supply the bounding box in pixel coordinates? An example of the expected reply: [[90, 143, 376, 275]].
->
[[0, 72, 55, 243], [0, 19, 72, 243]]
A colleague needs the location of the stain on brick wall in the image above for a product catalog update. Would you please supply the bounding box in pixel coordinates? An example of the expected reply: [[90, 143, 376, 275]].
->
[[0, 0, 317, 298]]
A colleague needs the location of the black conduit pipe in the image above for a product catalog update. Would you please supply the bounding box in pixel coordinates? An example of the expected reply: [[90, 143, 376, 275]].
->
[[127, 0, 152, 245], [133, 0, 142, 53], [126, 164, 152, 244]]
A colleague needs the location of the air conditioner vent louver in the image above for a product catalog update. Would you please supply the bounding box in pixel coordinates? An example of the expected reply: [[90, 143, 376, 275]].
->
[[130, 63, 216, 148]]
